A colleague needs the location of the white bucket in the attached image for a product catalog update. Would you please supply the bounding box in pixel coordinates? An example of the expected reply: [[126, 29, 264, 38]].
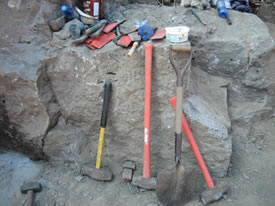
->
[[165, 26, 190, 43]]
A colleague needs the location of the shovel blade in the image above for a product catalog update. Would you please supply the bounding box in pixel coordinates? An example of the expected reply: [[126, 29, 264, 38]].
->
[[156, 164, 197, 206]]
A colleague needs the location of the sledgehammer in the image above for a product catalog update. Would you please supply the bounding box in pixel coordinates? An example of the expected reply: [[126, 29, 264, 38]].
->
[[21, 182, 42, 206], [81, 80, 113, 181], [132, 43, 157, 190]]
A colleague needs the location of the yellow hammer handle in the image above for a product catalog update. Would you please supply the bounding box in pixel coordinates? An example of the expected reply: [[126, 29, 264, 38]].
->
[[96, 127, 105, 169]]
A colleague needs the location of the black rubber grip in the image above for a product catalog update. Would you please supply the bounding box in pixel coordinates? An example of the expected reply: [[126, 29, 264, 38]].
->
[[226, 16, 232, 25], [175, 133, 182, 164], [100, 80, 112, 128]]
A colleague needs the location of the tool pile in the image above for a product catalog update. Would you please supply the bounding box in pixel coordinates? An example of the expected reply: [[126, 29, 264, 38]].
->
[[48, 5, 167, 54]]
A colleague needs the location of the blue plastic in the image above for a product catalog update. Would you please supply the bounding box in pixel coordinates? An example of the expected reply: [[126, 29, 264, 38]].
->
[[138, 24, 154, 41], [216, 0, 228, 18], [61, 5, 76, 19]]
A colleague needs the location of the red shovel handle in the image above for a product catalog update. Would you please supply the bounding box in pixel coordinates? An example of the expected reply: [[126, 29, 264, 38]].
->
[[170, 97, 215, 189], [143, 43, 153, 178]]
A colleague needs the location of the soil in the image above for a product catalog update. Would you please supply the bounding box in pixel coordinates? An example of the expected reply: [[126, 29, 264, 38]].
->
[[1, 116, 274, 206]]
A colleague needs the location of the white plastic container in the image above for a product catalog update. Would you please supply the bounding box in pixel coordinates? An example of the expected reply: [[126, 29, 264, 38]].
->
[[165, 26, 190, 43]]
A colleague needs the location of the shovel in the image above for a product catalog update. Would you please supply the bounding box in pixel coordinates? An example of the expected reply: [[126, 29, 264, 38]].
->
[[156, 44, 192, 206]]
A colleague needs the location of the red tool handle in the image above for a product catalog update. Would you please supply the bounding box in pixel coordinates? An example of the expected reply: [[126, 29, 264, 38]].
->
[[170, 97, 215, 189], [143, 43, 153, 178]]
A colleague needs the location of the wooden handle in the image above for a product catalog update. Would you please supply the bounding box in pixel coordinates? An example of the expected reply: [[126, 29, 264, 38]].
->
[[171, 43, 191, 52], [128, 42, 139, 57]]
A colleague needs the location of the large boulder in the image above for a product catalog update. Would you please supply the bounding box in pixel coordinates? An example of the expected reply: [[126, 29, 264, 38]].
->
[[0, 0, 61, 157]]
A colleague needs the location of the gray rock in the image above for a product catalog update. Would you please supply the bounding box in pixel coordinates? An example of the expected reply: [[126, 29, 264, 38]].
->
[[83, 191, 89, 198], [43, 118, 88, 162], [147, 203, 158, 206], [53, 19, 83, 40], [184, 67, 231, 177], [75, 176, 83, 182]]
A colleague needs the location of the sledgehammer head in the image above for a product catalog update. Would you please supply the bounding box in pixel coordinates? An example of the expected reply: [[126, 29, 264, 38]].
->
[[200, 182, 229, 205], [81, 166, 112, 181], [21, 182, 42, 194]]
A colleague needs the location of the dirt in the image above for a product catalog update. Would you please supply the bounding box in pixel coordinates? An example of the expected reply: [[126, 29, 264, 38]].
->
[[1, 116, 274, 206]]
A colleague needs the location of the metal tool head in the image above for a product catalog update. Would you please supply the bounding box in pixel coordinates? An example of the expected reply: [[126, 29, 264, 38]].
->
[[200, 182, 229, 205], [21, 182, 42, 194], [81, 166, 112, 181]]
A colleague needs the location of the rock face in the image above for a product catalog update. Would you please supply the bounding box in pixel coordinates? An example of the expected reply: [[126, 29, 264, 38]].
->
[[184, 67, 231, 177], [0, 0, 62, 158], [43, 117, 88, 162], [0, 2, 274, 178]]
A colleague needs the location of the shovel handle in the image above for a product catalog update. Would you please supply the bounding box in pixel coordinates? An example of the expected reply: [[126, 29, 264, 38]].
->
[[169, 45, 192, 87], [171, 44, 192, 52]]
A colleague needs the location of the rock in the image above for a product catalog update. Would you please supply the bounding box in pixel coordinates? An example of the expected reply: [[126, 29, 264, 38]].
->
[[83, 191, 89, 198], [241, 66, 266, 89], [132, 176, 157, 190], [75, 175, 83, 182], [53, 18, 83, 40], [48, 16, 66, 32], [183, 67, 231, 177], [147, 203, 158, 206], [0, 57, 59, 158], [43, 117, 88, 162]]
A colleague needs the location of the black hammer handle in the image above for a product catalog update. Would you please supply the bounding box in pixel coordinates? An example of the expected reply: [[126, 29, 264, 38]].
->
[[100, 80, 112, 128]]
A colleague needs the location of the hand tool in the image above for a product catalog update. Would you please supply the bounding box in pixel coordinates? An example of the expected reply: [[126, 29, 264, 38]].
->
[[226, 15, 232, 25], [21, 182, 42, 206], [191, 9, 207, 26], [81, 80, 113, 181], [73, 19, 107, 44], [156, 43, 192, 206], [128, 32, 141, 57], [89, 22, 107, 39], [132, 43, 157, 190]]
